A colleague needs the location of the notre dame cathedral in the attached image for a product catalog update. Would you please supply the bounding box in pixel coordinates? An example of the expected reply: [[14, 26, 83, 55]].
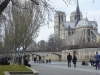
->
[[54, 0, 100, 45]]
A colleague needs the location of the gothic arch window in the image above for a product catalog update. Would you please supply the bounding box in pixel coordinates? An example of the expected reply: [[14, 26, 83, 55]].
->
[[91, 31, 97, 42], [84, 29, 86, 35], [61, 15, 63, 22], [68, 32, 70, 35], [87, 29, 90, 36], [58, 15, 60, 25]]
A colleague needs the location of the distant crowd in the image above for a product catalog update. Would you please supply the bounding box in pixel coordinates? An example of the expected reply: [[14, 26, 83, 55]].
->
[[33, 56, 51, 64]]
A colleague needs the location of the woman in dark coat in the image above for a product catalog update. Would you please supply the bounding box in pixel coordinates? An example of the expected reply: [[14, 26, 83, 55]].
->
[[24, 57, 31, 67], [72, 55, 77, 68]]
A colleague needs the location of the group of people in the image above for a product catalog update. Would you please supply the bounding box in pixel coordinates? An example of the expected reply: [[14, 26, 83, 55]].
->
[[34, 55, 51, 64], [46, 59, 51, 64], [89, 52, 100, 70], [67, 51, 100, 70], [67, 53, 77, 68], [34, 56, 42, 63]]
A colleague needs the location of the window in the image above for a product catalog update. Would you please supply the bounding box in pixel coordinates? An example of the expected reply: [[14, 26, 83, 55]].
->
[[68, 32, 70, 35], [61, 15, 63, 22], [87, 29, 90, 36], [58, 15, 60, 25]]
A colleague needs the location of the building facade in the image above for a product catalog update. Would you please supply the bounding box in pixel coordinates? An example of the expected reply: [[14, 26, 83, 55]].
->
[[54, 0, 100, 45]]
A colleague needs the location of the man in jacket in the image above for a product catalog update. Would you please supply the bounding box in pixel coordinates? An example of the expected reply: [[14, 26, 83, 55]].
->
[[94, 52, 100, 70], [67, 53, 72, 67]]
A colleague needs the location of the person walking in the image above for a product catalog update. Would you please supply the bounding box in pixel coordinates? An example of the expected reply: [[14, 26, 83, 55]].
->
[[18, 55, 22, 65], [94, 52, 100, 70], [72, 55, 77, 68], [48, 59, 51, 64], [67, 53, 72, 68], [39, 56, 41, 63], [34, 57, 37, 63]]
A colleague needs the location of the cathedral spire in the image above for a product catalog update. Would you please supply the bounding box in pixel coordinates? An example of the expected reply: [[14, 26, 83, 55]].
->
[[76, 0, 79, 12], [75, 0, 80, 26], [77, 0, 79, 6]]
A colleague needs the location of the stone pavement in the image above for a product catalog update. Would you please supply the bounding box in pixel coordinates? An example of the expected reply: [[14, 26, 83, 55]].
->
[[30, 61, 100, 75]]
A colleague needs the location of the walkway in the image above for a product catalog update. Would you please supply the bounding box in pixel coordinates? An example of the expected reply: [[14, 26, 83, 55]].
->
[[30, 61, 100, 75]]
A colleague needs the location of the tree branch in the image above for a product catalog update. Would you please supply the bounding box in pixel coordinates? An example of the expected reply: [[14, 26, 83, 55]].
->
[[0, 0, 10, 14]]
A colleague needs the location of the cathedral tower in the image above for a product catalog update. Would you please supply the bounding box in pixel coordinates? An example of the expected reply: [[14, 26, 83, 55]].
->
[[54, 11, 66, 37]]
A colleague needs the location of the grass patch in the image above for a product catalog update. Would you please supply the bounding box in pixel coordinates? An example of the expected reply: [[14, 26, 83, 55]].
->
[[0, 65, 32, 75]]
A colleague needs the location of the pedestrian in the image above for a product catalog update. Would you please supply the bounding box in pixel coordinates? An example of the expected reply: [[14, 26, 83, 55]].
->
[[36, 56, 39, 63], [46, 60, 48, 64], [24, 57, 31, 67], [34, 57, 37, 63], [39, 56, 41, 63], [94, 52, 100, 70], [72, 55, 77, 68], [18, 55, 22, 65], [23, 54, 27, 60], [67, 53, 72, 68], [48, 59, 51, 64]]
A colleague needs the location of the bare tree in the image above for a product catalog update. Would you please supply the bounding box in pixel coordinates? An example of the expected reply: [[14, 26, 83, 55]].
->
[[47, 34, 64, 51], [27, 40, 37, 51], [4, 1, 40, 54]]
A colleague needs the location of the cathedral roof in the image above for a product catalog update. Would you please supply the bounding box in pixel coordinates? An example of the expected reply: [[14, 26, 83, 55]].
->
[[63, 18, 97, 29], [64, 22, 75, 28], [76, 18, 93, 28]]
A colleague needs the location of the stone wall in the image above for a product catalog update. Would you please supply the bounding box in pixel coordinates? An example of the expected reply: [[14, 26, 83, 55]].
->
[[62, 48, 100, 61], [44, 54, 60, 61], [28, 48, 100, 62]]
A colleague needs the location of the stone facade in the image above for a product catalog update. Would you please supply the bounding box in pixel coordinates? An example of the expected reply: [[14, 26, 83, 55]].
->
[[54, 0, 100, 45]]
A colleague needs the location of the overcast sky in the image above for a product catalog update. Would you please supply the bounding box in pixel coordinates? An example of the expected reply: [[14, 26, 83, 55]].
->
[[35, 0, 100, 42]]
